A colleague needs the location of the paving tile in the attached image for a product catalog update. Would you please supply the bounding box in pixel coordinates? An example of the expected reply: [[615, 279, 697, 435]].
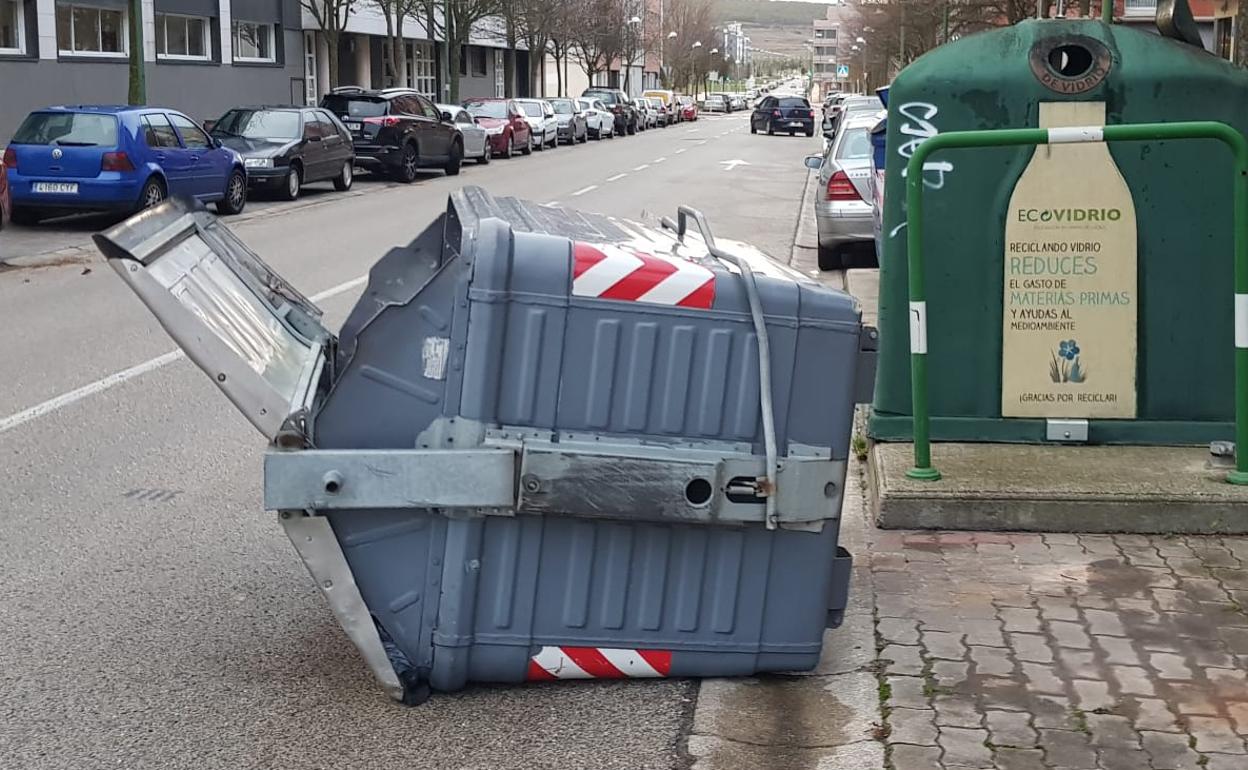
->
[[962, 618, 1006, 646], [1178, 577, 1230, 602], [933, 694, 982, 729], [978, 677, 1034, 713], [1227, 701, 1248, 735], [1188, 716, 1248, 754], [1057, 648, 1101, 680], [888, 706, 938, 746], [985, 709, 1037, 748], [1020, 662, 1066, 695], [1216, 627, 1248, 655], [938, 726, 994, 767], [1128, 697, 1182, 732], [1140, 730, 1203, 770], [1178, 635, 1235, 668], [1010, 633, 1055, 663], [1071, 679, 1115, 712], [998, 608, 1042, 634], [930, 660, 970, 687], [1153, 589, 1203, 614], [1097, 748, 1156, 770], [1036, 596, 1080, 622], [886, 675, 929, 710], [887, 743, 942, 770], [1148, 652, 1194, 681], [1030, 694, 1077, 730], [877, 617, 920, 646], [1049, 621, 1094, 650], [1169, 683, 1221, 716], [880, 644, 924, 676], [1082, 608, 1127, 637], [1038, 728, 1099, 768], [1092, 635, 1143, 666], [993, 747, 1046, 770], [922, 630, 968, 661], [968, 645, 1015, 677], [1085, 714, 1141, 750], [1205, 753, 1248, 770], [1109, 665, 1156, 697]]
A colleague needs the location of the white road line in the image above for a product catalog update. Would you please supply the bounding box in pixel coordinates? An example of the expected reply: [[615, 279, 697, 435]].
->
[[606, 173, 627, 182], [571, 185, 598, 196], [0, 274, 368, 435], [696, 140, 708, 146], [543, 201, 561, 207], [633, 164, 649, 171], [653, 157, 667, 163], [674, 148, 687, 154]]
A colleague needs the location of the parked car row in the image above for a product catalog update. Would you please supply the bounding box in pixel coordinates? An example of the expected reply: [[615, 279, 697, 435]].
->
[[1, 86, 703, 227]]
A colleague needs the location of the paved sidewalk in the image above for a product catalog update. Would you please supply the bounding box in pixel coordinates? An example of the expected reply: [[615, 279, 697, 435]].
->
[[873, 518, 1248, 769]]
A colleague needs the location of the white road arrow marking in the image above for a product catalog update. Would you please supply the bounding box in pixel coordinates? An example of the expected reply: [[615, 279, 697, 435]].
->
[[719, 159, 751, 172]]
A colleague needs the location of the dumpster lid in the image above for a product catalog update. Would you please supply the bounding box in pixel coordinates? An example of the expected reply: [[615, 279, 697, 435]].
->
[[93, 200, 330, 442]]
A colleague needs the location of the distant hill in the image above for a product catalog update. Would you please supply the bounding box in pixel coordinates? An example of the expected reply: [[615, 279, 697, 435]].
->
[[719, 0, 834, 27]]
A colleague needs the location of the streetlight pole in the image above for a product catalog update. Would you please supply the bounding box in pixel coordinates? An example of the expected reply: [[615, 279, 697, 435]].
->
[[625, 15, 641, 95], [664, 30, 677, 88], [692, 40, 702, 98]]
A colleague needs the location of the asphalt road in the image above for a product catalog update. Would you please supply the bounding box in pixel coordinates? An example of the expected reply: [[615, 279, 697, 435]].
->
[[0, 112, 823, 770]]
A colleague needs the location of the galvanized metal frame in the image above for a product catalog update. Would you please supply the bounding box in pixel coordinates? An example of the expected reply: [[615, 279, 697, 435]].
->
[[903, 121, 1248, 484]]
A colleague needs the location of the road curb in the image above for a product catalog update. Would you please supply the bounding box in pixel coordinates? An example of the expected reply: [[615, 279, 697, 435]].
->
[[788, 168, 820, 267], [684, 451, 886, 770], [0, 245, 98, 270]]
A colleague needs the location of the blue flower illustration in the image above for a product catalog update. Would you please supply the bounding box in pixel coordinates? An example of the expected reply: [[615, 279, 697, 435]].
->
[[1050, 340, 1088, 383]]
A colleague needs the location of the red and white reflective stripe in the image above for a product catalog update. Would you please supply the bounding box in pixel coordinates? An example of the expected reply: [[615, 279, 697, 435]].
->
[[572, 242, 715, 309], [527, 646, 673, 680]]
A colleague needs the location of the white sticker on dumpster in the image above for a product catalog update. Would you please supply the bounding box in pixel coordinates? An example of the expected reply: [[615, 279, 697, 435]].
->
[[909, 301, 928, 355], [422, 337, 450, 380]]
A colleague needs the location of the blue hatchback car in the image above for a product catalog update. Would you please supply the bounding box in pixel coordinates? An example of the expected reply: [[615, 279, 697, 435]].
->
[[4, 105, 247, 225]]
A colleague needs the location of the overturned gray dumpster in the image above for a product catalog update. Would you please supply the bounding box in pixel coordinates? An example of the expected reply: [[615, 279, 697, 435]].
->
[[94, 188, 875, 704]]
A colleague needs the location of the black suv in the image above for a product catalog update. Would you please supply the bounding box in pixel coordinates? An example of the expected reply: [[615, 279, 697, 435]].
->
[[320, 87, 463, 182], [582, 88, 638, 136]]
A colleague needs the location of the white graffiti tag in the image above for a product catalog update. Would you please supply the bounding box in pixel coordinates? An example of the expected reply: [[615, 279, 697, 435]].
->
[[896, 102, 955, 190]]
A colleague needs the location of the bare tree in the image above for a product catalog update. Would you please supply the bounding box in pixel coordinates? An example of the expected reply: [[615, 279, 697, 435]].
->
[[570, 0, 628, 85], [373, 0, 423, 88], [304, 0, 357, 90]]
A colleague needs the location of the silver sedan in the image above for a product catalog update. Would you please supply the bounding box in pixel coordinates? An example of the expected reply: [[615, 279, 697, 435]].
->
[[803, 112, 877, 270], [437, 104, 490, 165]]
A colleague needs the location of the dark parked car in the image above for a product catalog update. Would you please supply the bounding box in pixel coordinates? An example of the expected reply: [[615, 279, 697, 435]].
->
[[751, 95, 816, 137], [549, 98, 588, 144], [582, 88, 638, 135], [5, 105, 246, 224], [210, 106, 354, 201], [321, 87, 463, 182], [463, 98, 532, 159]]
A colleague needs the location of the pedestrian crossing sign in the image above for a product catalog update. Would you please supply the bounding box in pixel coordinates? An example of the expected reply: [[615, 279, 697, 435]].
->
[[836, 64, 850, 79]]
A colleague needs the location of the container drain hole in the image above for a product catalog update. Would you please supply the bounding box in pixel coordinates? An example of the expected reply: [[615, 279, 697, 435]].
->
[[325, 479, 341, 494], [1048, 44, 1094, 78], [685, 478, 713, 506]]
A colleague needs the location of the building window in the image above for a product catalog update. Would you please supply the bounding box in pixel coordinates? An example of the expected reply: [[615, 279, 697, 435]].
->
[[494, 48, 504, 96], [413, 41, 435, 97], [469, 45, 486, 76], [233, 19, 274, 62], [1, 0, 24, 54], [56, 3, 126, 56], [155, 13, 209, 60]]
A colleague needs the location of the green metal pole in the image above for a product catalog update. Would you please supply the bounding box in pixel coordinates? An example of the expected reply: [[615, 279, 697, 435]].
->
[[1102, 0, 1113, 24], [904, 121, 1248, 484]]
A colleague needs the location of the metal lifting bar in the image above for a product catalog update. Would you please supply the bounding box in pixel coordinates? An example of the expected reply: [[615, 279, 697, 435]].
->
[[662, 206, 781, 528], [903, 120, 1248, 484]]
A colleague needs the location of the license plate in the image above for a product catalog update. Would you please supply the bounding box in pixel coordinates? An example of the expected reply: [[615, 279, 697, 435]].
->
[[346, 122, 362, 131], [790, 121, 805, 127], [34, 182, 78, 194]]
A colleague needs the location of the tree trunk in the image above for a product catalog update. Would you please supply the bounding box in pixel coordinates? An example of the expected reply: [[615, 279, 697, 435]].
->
[[504, 24, 516, 97], [555, 51, 563, 96], [449, 42, 460, 101], [1236, 0, 1248, 64], [327, 32, 341, 89]]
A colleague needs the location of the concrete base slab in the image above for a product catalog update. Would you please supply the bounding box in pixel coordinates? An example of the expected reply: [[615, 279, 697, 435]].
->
[[870, 441, 1248, 533], [687, 735, 885, 770]]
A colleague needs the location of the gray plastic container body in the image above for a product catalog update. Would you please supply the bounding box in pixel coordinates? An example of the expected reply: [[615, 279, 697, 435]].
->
[[310, 189, 864, 694]]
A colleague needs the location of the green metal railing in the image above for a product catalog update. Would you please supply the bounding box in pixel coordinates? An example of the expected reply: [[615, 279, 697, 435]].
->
[[903, 121, 1248, 484]]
